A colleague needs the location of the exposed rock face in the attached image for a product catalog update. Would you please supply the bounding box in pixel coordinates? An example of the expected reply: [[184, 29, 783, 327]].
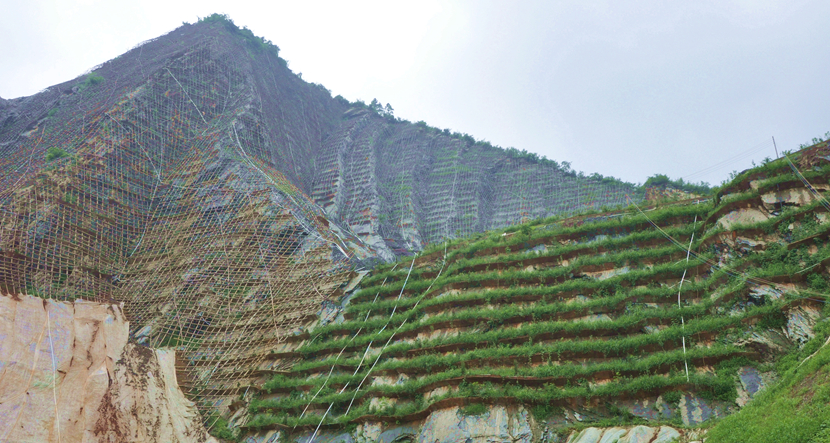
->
[[417, 405, 533, 443], [565, 426, 685, 443], [247, 149, 830, 439], [0, 292, 213, 443], [0, 18, 371, 415], [716, 207, 769, 230], [309, 110, 641, 258], [2, 15, 828, 440], [97, 344, 214, 442], [259, 407, 697, 443], [0, 19, 642, 265]]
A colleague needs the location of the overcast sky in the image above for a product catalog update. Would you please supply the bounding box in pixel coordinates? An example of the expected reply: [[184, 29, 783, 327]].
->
[[2, 0, 828, 185]]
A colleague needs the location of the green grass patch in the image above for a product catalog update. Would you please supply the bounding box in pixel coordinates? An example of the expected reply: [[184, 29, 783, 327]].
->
[[706, 324, 830, 443], [45, 147, 69, 162], [459, 403, 488, 416]]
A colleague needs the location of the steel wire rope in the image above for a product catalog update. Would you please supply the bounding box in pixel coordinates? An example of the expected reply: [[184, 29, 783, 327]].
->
[[188, 191, 280, 413], [682, 139, 774, 182], [164, 68, 208, 125], [231, 122, 350, 258], [0, 127, 45, 202], [296, 319, 366, 425], [344, 258, 416, 376], [343, 242, 449, 418], [145, 187, 187, 351], [39, 108, 159, 294], [634, 200, 806, 288], [622, 194, 830, 384], [237, 189, 295, 335], [137, 44, 147, 79], [677, 209, 698, 382], [104, 112, 162, 181], [263, 249, 328, 345], [307, 382, 350, 443], [295, 264, 400, 426], [339, 118, 372, 240], [201, 189, 280, 432], [107, 82, 257, 410], [3, 51, 218, 312], [189, 274, 270, 419], [206, 186, 360, 422], [0, 293, 59, 441], [46, 307, 61, 443], [444, 148, 460, 241], [103, 110, 181, 336], [767, 153, 830, 368], [132, 63, 246, 194], [783, 153, 830, 212], [797, 331, 830, 369], [304, 255, 418, 434]]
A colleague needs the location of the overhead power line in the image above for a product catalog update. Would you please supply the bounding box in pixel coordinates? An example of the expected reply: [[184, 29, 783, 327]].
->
[[682, 139, 774, 181]]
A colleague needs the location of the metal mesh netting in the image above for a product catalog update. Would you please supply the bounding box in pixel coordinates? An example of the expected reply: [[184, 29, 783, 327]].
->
[[0, 23, 363, 417], [311, 115, 642, 257], [0, 18, 646, 424]]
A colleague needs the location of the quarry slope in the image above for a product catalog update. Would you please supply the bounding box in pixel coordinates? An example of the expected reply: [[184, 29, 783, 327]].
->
[[0, 13, 828, 442], [0, 292, 215, 443], [0, 15, 649, 429], [240, 143, 830, 442], [0, 17, 370, 422]]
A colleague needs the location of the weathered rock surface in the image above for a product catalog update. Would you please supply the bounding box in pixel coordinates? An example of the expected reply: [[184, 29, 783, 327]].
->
[[716, 207, 769, 230], [566, 425, 688, 443], [271, 405, 700, 443], [417, 405, 533, 443], [0, 292, 214, 443]]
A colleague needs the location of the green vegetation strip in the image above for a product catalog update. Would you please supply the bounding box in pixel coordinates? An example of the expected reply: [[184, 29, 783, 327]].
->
[[247, 372, 736, 429], [360, 203, 711, 288], [306, 256, 721, 356], [289, 302, 780, 381]]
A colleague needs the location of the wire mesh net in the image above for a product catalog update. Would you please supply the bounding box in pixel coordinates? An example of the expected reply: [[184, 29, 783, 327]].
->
[[0, 25, 360, 418]]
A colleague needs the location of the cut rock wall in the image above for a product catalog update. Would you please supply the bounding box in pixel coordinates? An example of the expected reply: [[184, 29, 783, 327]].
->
[[246, 406, 701, 443], [0, 293, 214, 443]]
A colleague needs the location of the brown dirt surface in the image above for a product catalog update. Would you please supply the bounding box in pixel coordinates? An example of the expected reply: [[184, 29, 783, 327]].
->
[[798, 142, 830, 168]]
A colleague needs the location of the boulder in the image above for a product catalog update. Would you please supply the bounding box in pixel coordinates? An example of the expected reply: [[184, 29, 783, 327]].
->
[[652, 426, 682, 443], [618, 426, 655, 443], [568, 427, 603, 443]]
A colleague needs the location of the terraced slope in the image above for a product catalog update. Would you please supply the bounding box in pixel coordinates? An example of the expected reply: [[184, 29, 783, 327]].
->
[[239, 143, 830, 441]]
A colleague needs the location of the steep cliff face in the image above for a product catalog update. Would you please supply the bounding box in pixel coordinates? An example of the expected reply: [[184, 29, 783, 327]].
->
[[0, 292, 213, 442], [0, 18, 371, 418], [310, 109, 639, 260], [0, 18, 641, 264]]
